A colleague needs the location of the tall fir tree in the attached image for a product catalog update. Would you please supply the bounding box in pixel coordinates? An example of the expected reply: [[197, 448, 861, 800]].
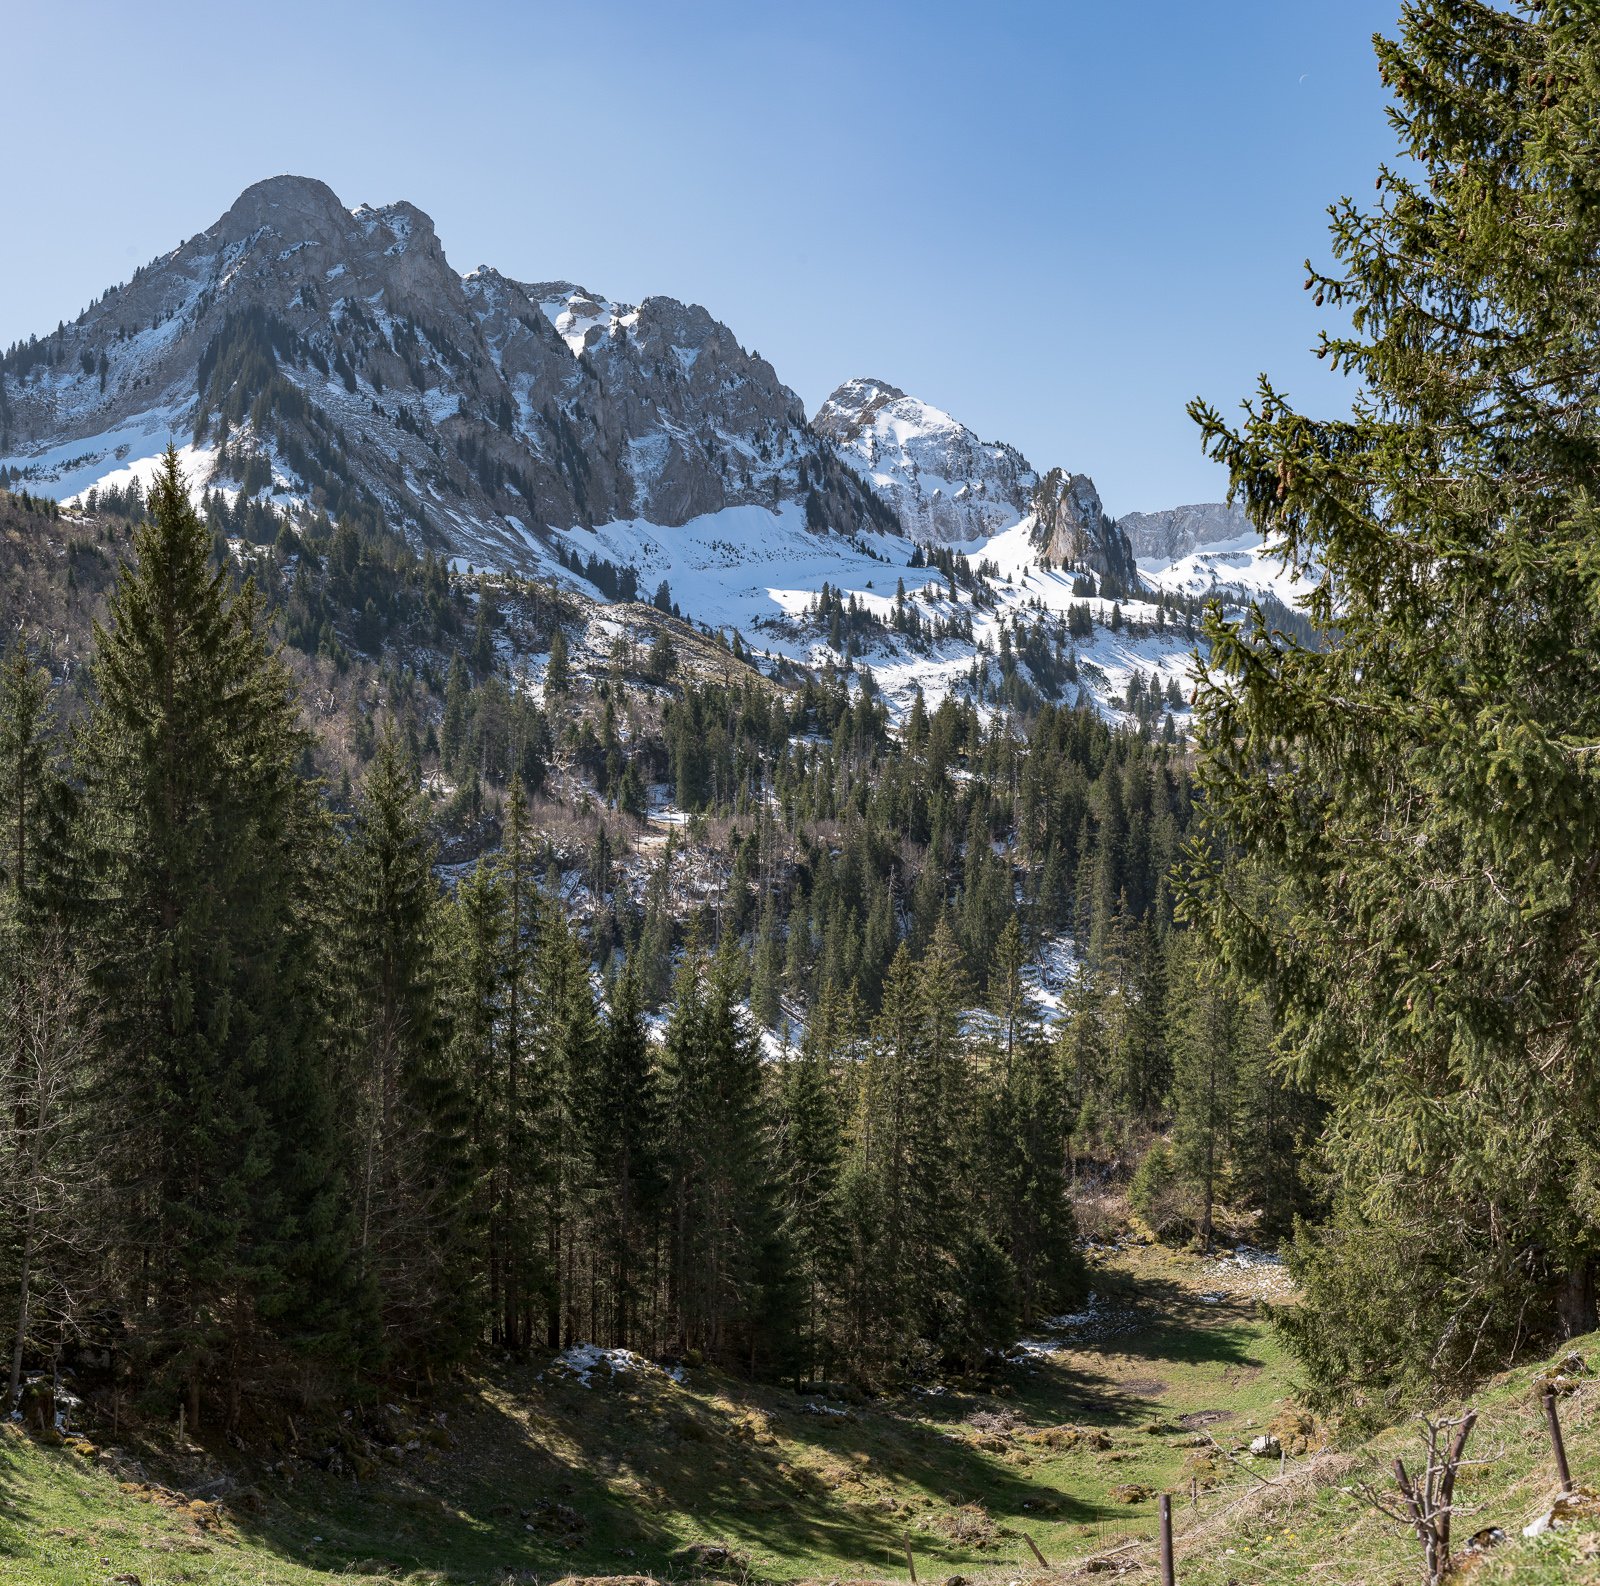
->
[[341, 730, 475, 1364], [1184, 1, 1600, 1400], [79, 446, 356, 1423]]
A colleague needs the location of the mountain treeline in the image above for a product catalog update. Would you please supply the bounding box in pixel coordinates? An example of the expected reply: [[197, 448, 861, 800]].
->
[[0, 448, 1327, 1432]]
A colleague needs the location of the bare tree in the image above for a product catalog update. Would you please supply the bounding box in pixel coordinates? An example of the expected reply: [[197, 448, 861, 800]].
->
[[1358, 1409, 1492, 1584], [4, 930, 102, 1398]]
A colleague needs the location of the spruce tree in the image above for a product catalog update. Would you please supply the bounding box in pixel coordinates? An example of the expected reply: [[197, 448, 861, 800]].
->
[[582, 960, 658, 1346], [79, 446, 355, 1420], [528, 898, 599, 1348], [660, 934, 776, 1362], [472, 580, 495, 674], [776, 1032, 842, 1380], [546, 627, 570, 697], [441, 653, 468, 772], [1167, 934, 1240, 1253], [646, 626, 676, 686], [1184, 2, 1600, 1397], [0, 639, 60, 919], [751, 897, 783, 1029], [341, 731, 475, 1363], [488, 776, 540, 1346]]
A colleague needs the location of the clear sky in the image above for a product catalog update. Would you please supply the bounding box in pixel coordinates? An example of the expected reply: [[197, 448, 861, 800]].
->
[[4, 0, 1403, 518]]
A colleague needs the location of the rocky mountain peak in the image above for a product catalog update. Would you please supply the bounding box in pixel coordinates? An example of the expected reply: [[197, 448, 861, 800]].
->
[[816, 377, 1036, 544], [0, 177, 887, 570], [214, 174, 353, 248], [813, 377, 907, 443]]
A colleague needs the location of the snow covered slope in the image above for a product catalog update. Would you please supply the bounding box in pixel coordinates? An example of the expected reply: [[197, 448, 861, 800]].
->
[[814, 377, 1036, 544], [506, 504, 1215, 740]]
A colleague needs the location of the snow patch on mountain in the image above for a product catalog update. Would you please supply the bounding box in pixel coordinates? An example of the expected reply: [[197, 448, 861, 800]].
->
[[1136, 526, 1318, 614]]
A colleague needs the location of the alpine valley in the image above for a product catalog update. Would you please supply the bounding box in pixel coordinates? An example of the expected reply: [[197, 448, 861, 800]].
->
[[8, 8, 1600, 1579]]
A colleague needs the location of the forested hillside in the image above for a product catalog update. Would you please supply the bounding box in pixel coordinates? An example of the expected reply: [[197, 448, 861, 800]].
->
[[0, 447, 1325, 1445]]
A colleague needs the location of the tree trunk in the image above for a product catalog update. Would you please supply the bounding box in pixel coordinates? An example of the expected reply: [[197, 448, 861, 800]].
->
[[9, 1196, 35, 1397], [1557, 1259, 1596, 1338]]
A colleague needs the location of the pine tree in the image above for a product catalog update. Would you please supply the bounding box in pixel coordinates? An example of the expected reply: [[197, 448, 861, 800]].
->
[[646, 626, 676, 685], [0, 639, 60, 920], [1167, 934, 1239, 1252], [776, 1030, 841, 1380], [580, 960, 658, 1346], [78, 446, 356, 1422], [486, 775, 540, 1346], [442, 652, 469, 771], [339, 731, 473, 1362], [529, 898, 599, 1349], [751, 896, 783, 1029], [985, 915, 1032, 1082], [471, 585, 495, 674], [660, 934, 778, 1364]]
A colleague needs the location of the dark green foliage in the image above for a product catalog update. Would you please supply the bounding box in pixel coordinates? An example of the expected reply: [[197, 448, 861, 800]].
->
[[646, 626, 676, 685], [77, 447, 359, 1408], [545, 627, 570, 696], [1183, 0, 1600, 1405], [561, 546, 639, 604], [336, 731, 474, 1365]]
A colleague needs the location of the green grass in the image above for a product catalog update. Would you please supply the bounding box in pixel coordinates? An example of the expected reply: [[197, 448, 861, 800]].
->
[[4, 1243, 1596, 1583]]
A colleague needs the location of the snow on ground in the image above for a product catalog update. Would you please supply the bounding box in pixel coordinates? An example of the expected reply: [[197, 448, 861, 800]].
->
[[1193, 1246, 1296, 1304], [492, 502, 1238, 730], [526, 503, 1312, 732], [1137, 529, 1316, 611], [551, 1344, 685, 1386], [1037, 1291, 1151, 1344], [5, 396, 1309, 733], [3, 410, 200, 505], [1026, 934, 1081, 1025]]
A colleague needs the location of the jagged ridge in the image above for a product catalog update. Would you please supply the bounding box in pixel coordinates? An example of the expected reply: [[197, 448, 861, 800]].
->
[[0, 175, 888, 567]]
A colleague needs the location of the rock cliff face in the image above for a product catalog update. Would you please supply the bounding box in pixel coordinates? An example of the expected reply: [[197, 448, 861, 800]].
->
[[814, 377, 1036, 544], [1120, 500, 1254, 561], [1029, 469, 1139, 591], [0, 175, 884, 566]]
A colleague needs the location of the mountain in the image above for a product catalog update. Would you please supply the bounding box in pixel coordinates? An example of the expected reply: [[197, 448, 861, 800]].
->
[[815, 379, 1141, 593], [1028, 469, 1139, 592], [0, 175, 886, 569], [0, 172, 1308, 731], [813, 377, 1036, 544], [1119, 500, 1254, 561]]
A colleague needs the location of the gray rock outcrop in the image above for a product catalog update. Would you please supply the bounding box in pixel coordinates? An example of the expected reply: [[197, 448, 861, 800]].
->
[[1029, 469, 1139, 591], [1120, 500, 1255, 561], [0, 175, 883, 567]]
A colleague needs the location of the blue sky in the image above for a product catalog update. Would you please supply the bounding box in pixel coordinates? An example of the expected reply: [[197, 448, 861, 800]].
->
[[4, 0, 1402, 517]]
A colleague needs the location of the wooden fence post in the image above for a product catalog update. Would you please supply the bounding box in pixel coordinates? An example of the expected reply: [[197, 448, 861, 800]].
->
[[1545, 1392, 1574, 1494]]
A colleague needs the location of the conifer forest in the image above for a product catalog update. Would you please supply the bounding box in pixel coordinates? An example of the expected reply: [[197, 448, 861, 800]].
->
[[7, 5, 1600, 1583]]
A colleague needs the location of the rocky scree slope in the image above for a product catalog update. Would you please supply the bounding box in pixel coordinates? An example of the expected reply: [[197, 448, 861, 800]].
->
[[0, 175, 887, 569]]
